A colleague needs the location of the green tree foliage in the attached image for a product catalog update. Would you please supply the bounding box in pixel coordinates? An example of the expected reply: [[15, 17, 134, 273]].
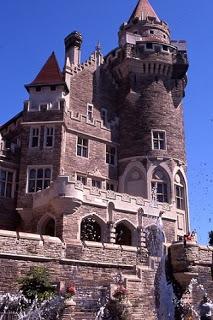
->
[[209, 231, 213, 246], [18, 266, 56, 302]]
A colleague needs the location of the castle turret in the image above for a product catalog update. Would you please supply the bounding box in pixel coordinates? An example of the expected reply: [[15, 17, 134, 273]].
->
[[105, 0, 189, 237]]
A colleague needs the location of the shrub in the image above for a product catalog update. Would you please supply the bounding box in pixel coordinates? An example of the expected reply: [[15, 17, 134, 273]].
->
[[18, 266, 56, 302]]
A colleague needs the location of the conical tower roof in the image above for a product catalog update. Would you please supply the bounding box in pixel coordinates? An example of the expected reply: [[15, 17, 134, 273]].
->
[[128, 0, 160, 23], [25, 52, 67, 91]]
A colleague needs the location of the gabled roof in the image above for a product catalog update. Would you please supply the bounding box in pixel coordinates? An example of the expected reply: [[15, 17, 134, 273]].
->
[[128, 0, 160, 23], [25, 52, 67, 91]]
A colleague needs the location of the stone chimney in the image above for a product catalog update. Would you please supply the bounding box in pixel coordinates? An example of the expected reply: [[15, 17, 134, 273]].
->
[[64, 31, 83, 66]]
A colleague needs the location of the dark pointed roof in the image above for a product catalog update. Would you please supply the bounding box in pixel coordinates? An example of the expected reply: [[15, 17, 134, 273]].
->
[[25, 52, 67, 91], [129, 0, 160, 23]]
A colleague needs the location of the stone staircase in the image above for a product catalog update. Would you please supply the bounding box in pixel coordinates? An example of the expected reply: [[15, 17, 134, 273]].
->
[[124, 265, 158, 320]]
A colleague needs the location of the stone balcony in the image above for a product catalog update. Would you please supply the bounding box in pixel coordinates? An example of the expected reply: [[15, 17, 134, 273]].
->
[[33, 175, 176, 220]]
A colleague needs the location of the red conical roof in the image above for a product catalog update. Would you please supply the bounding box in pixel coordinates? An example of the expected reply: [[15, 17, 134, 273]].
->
[[26, 52, 65, 88], [129, 0, 160, 23]]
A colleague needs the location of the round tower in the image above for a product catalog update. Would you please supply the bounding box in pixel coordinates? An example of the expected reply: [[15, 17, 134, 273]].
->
[[105, 0, 189, 236]]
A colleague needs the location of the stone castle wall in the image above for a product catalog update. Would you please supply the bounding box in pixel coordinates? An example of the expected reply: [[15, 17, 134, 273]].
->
[[0, 229, 159, 320], [170, 241, 213, 319]]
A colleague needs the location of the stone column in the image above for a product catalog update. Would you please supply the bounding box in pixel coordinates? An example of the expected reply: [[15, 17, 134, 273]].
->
[[108, 222, 116, 243], [61, 298, 76, 320]]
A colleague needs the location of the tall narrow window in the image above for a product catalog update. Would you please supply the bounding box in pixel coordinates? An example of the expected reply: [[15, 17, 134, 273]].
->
[[30, 127, 40, 148], [106, 145, 116, 165], [0, 169, 13, 198], [87, 104, 93, 122], [175, 173, 185, 210], [152, 131, 166, 150], [151, 170, 169, 203], [44, 127, 54, 148], [101, 108, 107, 126], [77, 137, 88, 158], [28, 167, 51, 193]]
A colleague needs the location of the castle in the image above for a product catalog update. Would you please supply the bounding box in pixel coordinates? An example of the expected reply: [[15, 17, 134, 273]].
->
[[0, 1, 212, 319]]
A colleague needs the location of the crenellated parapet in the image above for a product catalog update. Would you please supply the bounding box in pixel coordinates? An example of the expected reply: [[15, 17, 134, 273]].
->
[[169, 241, 213, 291]]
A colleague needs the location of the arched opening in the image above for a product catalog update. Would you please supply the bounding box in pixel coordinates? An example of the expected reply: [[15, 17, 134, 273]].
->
[[81, 216, 102, 242], [174, 171, 186, 210], [151, 168, 170, 203], [145, 225, 165, 257], [43, 218, 55, 236], [115, 222, 132, 246], [124, 167, 146, 197]]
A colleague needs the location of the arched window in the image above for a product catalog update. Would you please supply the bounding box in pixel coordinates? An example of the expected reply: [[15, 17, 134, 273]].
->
[[175, 172, 185, 210], [115, 223, 132, 246], [151, 169, 169, 203], [145, 225, 165, 257], [43, 218, 55, 237], [124, 167, 146, 198], [81, 216, 102, 242]]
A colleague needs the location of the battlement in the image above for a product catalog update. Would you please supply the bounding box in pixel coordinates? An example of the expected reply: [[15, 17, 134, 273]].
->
[[169, 241, 213, 290], [32, 175, 175, 219], [120, 17, 169, 32], [65, 51, 103, 77], [68, 109, 119, 131]]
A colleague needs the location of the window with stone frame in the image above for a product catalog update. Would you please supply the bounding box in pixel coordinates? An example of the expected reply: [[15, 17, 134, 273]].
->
[[115, 223, 132, 246], [27, 167, 52, 193], [151, 170, 169, 203], [0, 169, 13, 198], [106, 145, 116, 166], [92, 179, 102, 189], [152, 130, 166, 150], [77, 174, 87, 186], [44, 127, 55, 148], [81, 216, 101, 242], [87, 104, 93, 122], [175, 173, 185, 210], [29, 127, 40, 148], [77, 137, 88, 158]]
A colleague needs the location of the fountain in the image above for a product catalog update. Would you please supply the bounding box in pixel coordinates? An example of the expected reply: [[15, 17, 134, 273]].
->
[[145, 211, 176, 319], [0, 293, 64, 320]]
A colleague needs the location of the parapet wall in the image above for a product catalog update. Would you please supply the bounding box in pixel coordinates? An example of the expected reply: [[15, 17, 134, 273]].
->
[[0, 230, 63, 260]]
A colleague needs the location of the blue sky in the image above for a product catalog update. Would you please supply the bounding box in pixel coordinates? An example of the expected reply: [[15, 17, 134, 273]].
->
[[0, 0, 213, 244]]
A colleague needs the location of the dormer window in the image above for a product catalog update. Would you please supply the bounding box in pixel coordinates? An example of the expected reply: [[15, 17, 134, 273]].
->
[[92, 179, 102, 189], [150, 30, 154, 35]]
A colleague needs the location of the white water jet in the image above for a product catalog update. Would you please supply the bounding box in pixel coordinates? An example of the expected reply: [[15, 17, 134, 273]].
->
[[145, 212, 176, 319], [0, 293, 64, 320]]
